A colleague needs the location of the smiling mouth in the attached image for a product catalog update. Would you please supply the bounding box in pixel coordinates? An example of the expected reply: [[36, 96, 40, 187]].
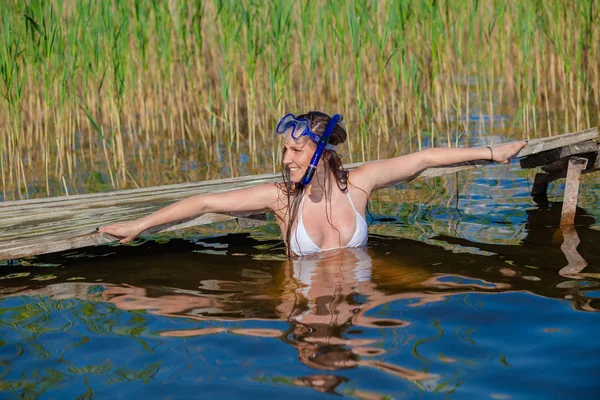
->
[[289, 167, 301, 172]]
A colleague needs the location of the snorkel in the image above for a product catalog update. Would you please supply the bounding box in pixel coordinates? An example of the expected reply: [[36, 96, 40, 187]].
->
[[300, 114, 342, 186]]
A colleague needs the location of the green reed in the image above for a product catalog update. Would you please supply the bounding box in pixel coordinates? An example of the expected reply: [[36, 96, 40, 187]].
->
[[0, 0, 598, 200]]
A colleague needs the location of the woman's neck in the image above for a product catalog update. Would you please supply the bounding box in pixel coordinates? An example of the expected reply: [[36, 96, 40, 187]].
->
[[305, 168, 334, 200]]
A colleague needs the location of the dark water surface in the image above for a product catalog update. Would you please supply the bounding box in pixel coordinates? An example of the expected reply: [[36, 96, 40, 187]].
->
[[2, 160, 600, 399]]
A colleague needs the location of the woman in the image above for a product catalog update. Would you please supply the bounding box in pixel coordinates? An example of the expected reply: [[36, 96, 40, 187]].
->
[[100, 111, 526, 257]]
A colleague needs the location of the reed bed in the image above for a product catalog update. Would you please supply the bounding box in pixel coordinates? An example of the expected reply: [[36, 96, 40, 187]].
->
[[0, 0, 598, 200]]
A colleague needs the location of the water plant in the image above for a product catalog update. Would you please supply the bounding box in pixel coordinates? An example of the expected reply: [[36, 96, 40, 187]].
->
[[0, 0, 598, 200]]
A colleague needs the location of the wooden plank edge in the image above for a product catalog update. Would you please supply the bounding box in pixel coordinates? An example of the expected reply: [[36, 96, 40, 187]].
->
[[520, 140, 599, 169], [0, 141, 558, 227], [0, 232, 116, 261], [516, 127, 598, 157], [0, 173, 278, 208], [0, 176, 279, 209], [412, 129, 598, 180], [0, 213, 267, 261]]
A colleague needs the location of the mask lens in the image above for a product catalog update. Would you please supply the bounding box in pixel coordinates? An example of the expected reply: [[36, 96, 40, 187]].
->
[[275, 114, 293, 134], [275, 114, 309, 140], [290, 120, 308, 140]]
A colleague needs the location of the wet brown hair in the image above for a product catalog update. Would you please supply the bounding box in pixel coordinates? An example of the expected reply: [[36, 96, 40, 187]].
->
[[279, 111, 349, 258]]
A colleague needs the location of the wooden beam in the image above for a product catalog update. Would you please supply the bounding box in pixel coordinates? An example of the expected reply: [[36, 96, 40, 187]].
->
[[0, 173, 277, 260], [520, 140, 599, 169], [516, 127, 598, 157], [0, 212, 266, 260]]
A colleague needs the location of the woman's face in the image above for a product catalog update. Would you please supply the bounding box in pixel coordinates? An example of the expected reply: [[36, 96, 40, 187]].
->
[[282, 134, 318, 182]]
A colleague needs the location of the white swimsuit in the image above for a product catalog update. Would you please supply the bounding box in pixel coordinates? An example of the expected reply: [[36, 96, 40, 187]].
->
[[290, 191, 368, 257]]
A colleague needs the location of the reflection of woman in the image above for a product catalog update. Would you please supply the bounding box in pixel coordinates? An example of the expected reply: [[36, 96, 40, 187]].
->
[[100, 111, 525, 257], [286, 247, 406, 333], [69, 247, 523, 392], [282, 248, 392, 365], [98, 248, 439, 380], [279, 247, 442, 390]]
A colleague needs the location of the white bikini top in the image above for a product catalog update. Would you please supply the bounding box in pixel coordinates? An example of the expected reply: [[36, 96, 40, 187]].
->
[[290, 191, 368, 257]]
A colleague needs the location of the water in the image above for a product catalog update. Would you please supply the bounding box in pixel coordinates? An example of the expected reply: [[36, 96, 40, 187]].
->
[[2, 160, 600, 398]]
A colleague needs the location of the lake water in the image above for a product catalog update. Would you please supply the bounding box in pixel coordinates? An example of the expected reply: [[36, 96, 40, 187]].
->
[[1, 147, 600, 398]]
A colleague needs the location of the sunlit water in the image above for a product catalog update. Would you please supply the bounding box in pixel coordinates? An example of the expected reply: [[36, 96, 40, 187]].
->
[[2, 139, 600, 398]]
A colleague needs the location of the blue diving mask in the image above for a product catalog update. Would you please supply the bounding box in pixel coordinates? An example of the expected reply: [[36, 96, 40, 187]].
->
[[276, 113, 343, 186], [275, 113, 337, 151]]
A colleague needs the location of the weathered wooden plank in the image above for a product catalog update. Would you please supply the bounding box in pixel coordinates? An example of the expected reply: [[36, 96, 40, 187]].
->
[[3, 128, 596, 216], [2, 127, 597, 261], [0, 173, 278, 210], [540, 144, 599, 173], [0, 212, 267, 260], [520, 140, 599, 169], [515, 127, 598, 157], [593, 143, 600, 170]]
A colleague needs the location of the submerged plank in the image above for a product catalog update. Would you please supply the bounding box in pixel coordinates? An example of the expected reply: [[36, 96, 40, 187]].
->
[[1, 128, 597, 261]]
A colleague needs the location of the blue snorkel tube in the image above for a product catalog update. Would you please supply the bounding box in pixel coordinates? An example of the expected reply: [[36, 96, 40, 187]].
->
[[299, 114, 342, 186]]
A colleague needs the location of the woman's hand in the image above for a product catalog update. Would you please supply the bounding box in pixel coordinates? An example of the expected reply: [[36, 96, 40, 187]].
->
[[98, 220, 145, 244], [489, 141, 527, 164]]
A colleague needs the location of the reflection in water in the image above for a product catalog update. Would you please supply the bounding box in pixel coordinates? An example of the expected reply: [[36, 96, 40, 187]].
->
[[559, 226, 588, 278], [86, 247, 524, 394], [1, 201, 600, 397], [433, 201, 600, 311], [283, 249, 431, 386], [2, 243, 526, 395], [292, 374, 348, 395]]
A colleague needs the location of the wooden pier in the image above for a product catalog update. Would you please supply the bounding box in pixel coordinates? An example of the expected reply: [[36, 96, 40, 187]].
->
[[1, 127, 598, 261]]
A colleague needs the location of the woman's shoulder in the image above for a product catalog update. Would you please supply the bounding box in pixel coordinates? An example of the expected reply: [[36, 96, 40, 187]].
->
[[228, 182, 283, 210], [272, 181, 297, 207], [273, 181, 294, 196], [347, 169, 372, 198]]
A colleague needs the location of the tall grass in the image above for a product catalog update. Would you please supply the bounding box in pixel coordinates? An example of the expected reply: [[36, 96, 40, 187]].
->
[[0, 0, 598, 200]]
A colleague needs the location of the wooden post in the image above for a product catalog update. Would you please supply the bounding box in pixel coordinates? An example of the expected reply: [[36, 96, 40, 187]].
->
[[531, 173, 550, 205], [560, 157, 588, 227]]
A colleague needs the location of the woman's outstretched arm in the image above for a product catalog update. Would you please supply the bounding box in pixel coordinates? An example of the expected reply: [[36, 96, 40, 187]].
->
[[99, 183, 280, 244], [351, 141, 526, 193]]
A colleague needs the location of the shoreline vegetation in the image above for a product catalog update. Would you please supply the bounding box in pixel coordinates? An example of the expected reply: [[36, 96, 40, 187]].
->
[[0, 0, 598, 201]]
